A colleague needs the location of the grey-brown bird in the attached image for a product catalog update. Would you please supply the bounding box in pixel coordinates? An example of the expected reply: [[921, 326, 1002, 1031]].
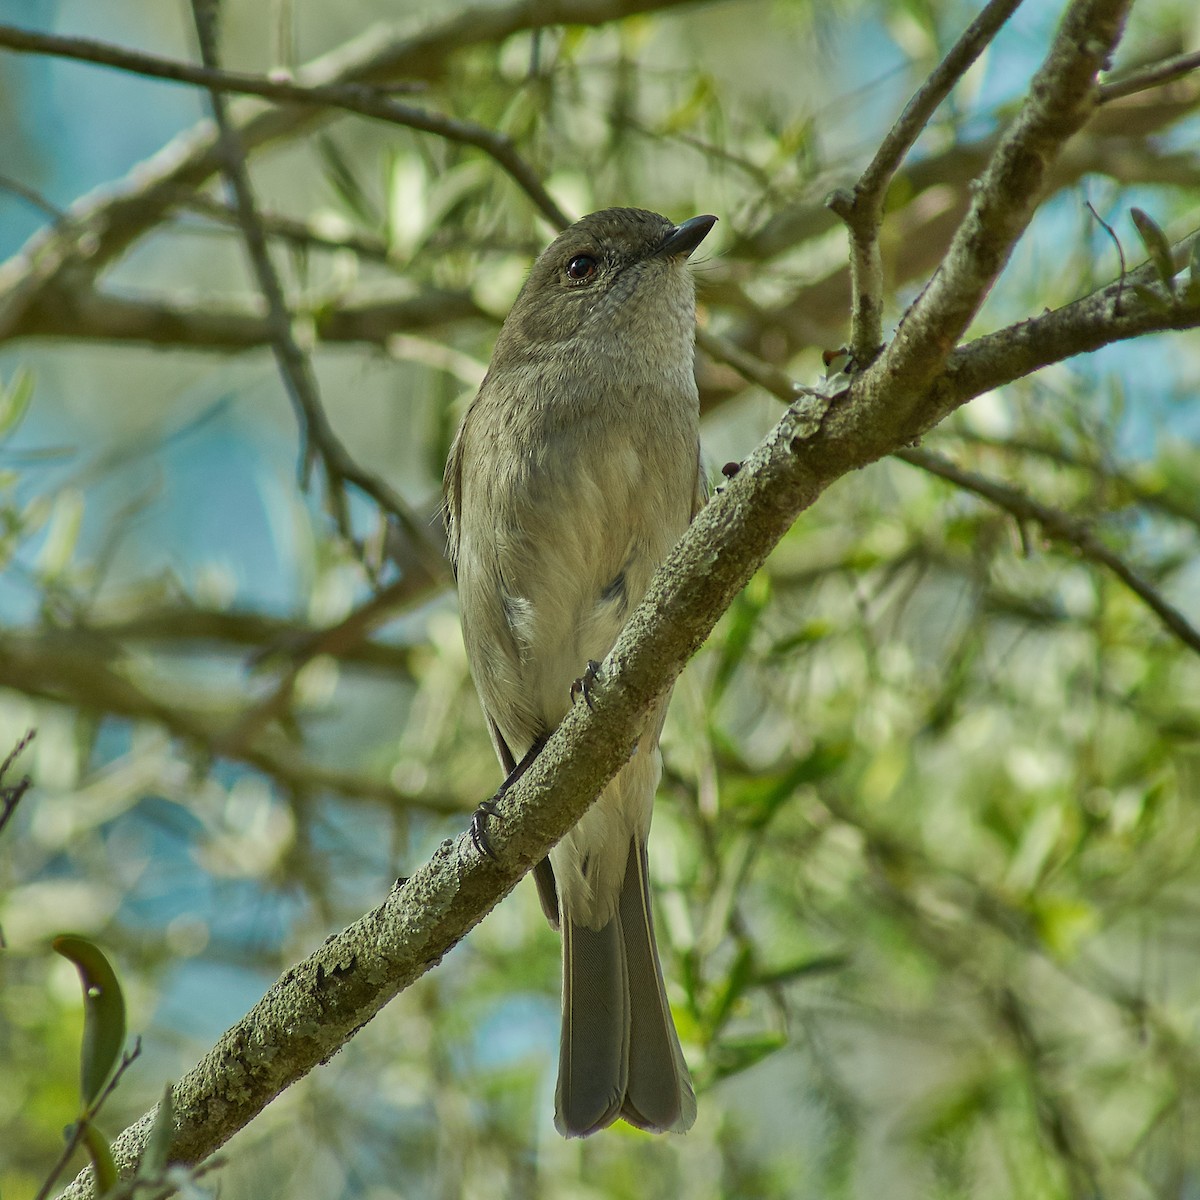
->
[[443, 207, 715, 1136]]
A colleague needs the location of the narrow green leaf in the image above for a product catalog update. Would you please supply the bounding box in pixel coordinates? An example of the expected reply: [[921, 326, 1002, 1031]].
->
[[52, 936, 127, 1109], [752, 952, 850, 988], [81, 1121, 119, 1195], [139, 1084, 175, 1177], [0, 368, 33, 438], [1131, 208, 1176, 288], [704, 943, 756, 1034], [1131, 282, 1171, 312], [710, 576, 770, 705], [709, 1032, 789, 1081], [317, 134, 379, 228]]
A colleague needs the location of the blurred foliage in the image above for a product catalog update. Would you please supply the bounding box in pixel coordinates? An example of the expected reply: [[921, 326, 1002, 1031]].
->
[[2, 0, 1200, 1197]]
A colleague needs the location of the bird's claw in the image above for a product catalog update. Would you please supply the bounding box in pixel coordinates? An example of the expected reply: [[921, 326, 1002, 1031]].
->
[[571, 660, 602, 710], [470, 797, 502, 859]]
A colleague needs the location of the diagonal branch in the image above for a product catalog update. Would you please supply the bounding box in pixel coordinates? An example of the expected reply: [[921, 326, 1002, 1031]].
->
[[185, 0, 449, 571], [864, 0, 1132, 412], [699, 225, 1200, 659], [0, 0, 699, 340], [56, 217, 1200, 1200], [896, 447, 1200, 657], [827, 0, 1026, 365], [0, 18, 573, 233], [1099, 47, 1200, 103]]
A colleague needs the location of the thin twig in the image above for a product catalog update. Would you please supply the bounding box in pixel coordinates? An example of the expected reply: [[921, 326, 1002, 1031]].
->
[[862, 0, 1132, 412], [179, 193, 394, 262], [0, 728, 35, 841], [699, 317, 1200, 661], [827, 0, 1025, 365], [1085, 199, 1126, 314], [1099, 47, 1200, 103], [32, 1040, 143, 1200], [0, 174, 63, 220], [896, 447, 1200, 657], [0, 21, 571, 231], [188, 0, 348, 533], [186, 0, 447, 579], [0, 22, 423, 98]]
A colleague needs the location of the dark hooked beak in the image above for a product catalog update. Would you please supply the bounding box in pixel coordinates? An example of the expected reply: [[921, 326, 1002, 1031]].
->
[[653, 213, 718, 260]]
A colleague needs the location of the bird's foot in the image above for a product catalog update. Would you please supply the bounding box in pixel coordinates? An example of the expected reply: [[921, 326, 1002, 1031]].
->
[[570, 660, 602, 710], [470, 797, 502, 859], [469, 735, 547, 859]]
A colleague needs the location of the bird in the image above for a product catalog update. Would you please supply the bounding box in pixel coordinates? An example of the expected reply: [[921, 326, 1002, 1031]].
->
[[443, 206, 715, 1136]]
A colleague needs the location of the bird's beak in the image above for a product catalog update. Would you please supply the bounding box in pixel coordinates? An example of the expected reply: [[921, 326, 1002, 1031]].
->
[[653, 214, 718, 260]]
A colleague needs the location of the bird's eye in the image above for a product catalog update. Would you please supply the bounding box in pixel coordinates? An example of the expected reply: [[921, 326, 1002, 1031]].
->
[[565, 254, 598, 281]]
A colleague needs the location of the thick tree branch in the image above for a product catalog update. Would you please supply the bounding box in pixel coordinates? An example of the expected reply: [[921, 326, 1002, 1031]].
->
[[700, 237, 1200, 656], [919, 232, 1200, 431], [56, 219, 1200, 1200], [39, 1, 1200, 1190]]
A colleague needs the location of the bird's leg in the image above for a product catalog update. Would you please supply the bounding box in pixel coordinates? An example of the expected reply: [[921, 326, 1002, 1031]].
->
[[570, 659, 602, 710], [470, 735, 547, 859]]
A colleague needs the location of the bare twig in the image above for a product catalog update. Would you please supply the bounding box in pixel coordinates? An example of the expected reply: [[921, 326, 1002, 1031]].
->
[[896, 446, 1200, 657], [186, 0, 447, 578], [827, 0, 1026, 365], [220, 574, 439, 753], [180, 193, 395, 262], [993, 989, 1103, 1196], [1099, 47, 1200, 103], [861, 0, 1132, 411], [0, 22, 420, 100], [0, 20, 569, 230], [33, 1039, 143, 1200], [16, 285, 488, 349], [0, 174, 63, 220], [0, 635, 460, 815], [947, 428, 1200, 532], [700, 276, 1200, 661], [188, 0, 347, 536], [1085, 199, 1126, 313], [0, 728, 35, 840]]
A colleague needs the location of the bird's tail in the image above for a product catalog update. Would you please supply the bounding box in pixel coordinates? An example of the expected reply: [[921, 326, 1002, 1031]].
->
[[555, 838, 696, 1137]]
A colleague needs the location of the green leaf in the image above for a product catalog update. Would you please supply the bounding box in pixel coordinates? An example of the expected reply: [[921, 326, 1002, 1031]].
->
[[730, 741, 850, 830], [53, 936, 127, 1109], [710, 575, 771, 706], [1131, 282, 1171, 313], [709, 1032, 788, 1081], [704, 943, 756, 1035], [1130, 208, 1176, 288], [0, 368, 33, 438], [81, 1120, 119, 1195], [139, 1084, 176, 1177], [752, 952, 850, 988], [317, 134, 380, 229]]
